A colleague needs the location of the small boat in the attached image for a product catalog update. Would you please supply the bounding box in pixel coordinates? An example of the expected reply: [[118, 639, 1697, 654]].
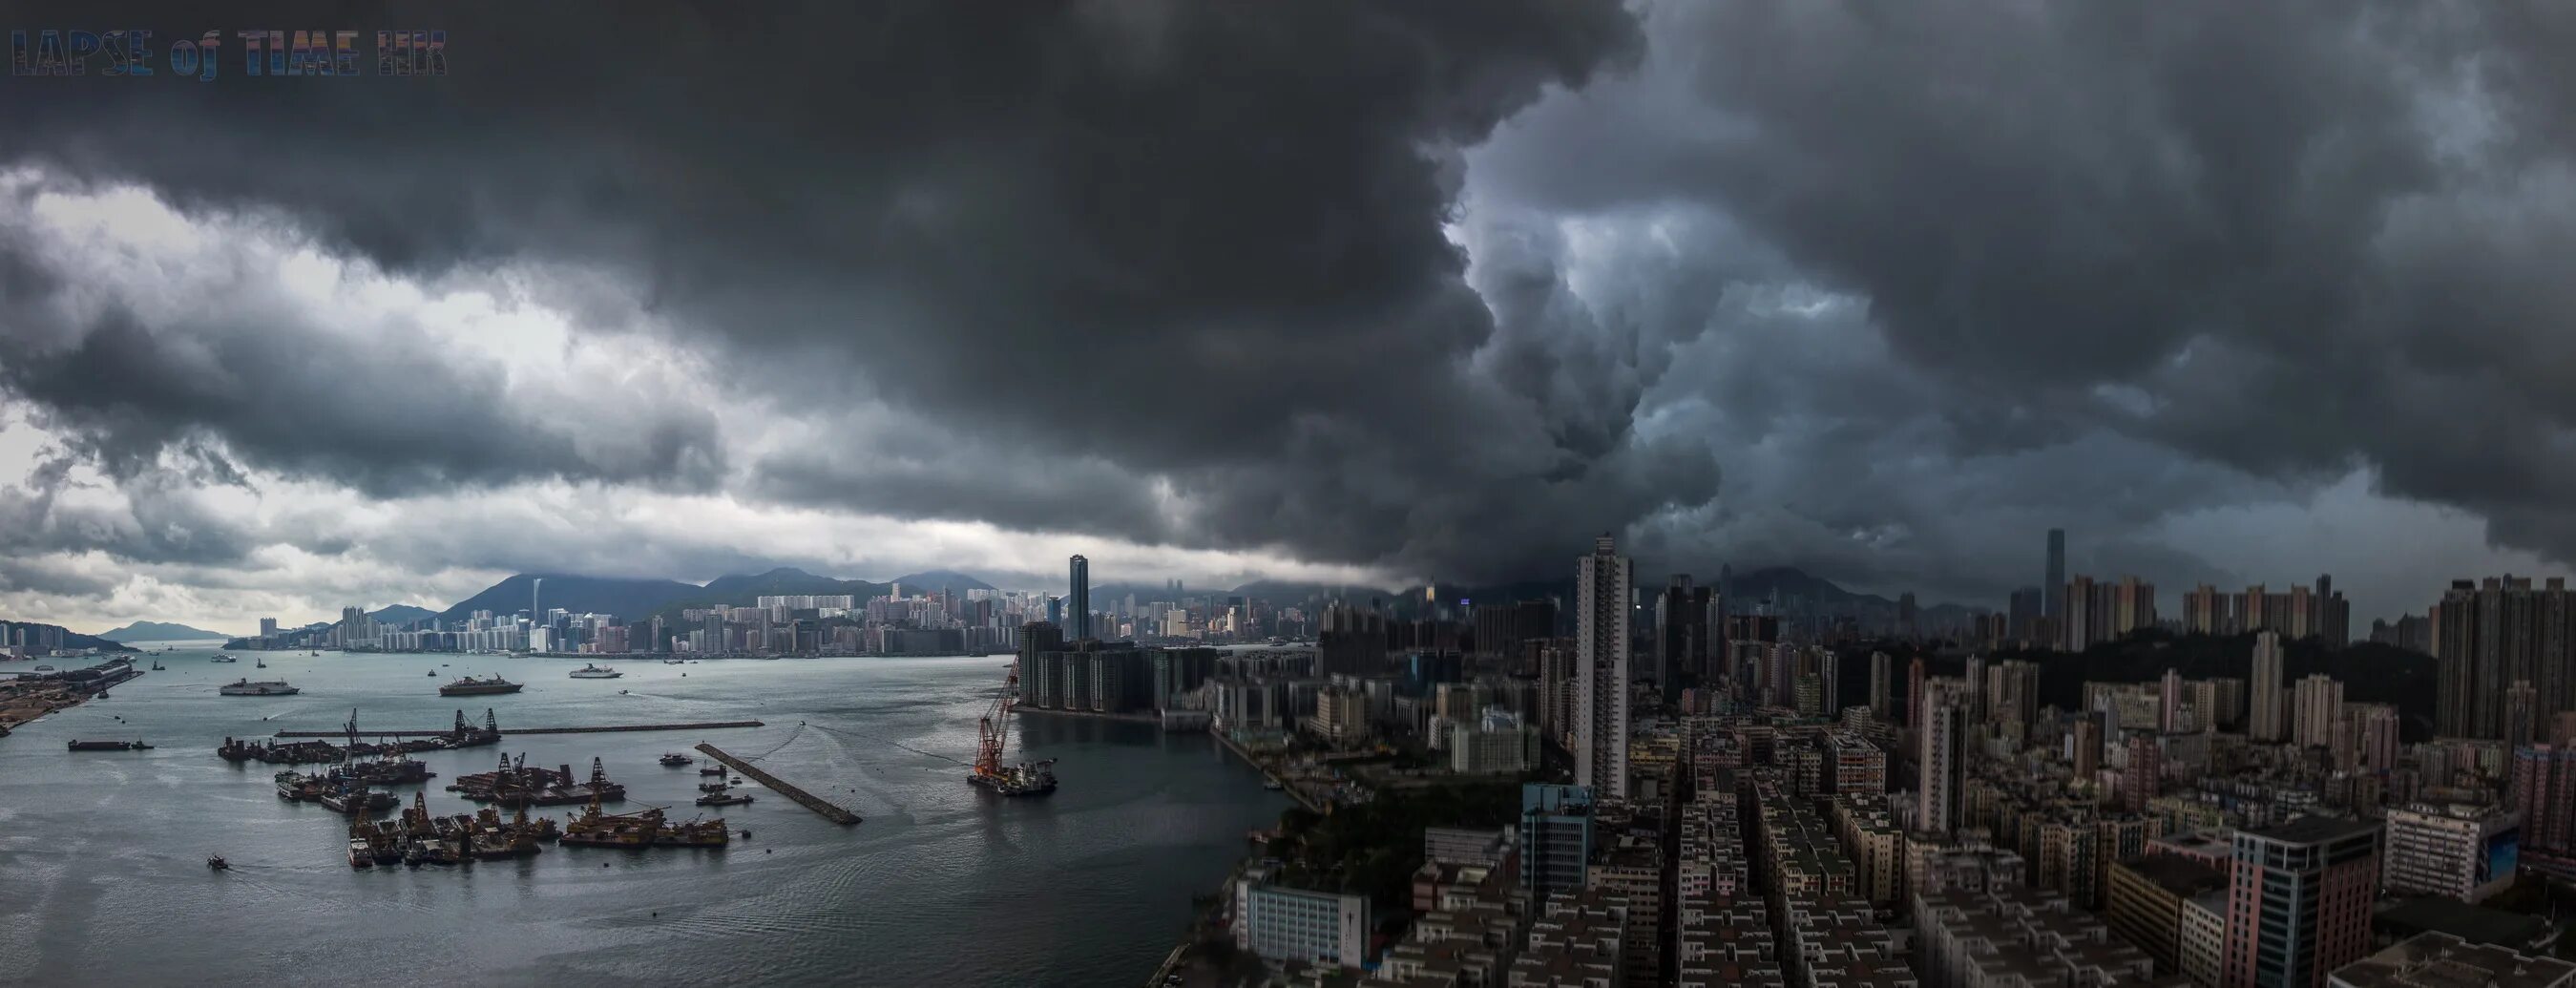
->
[[660, 752, 694, 767], [618, 689, 629, 695], [1263, 778, 1284, 790], [698, 767, 726, 776], [206, 855, 229, 871], [348, 839, 374, 870], [427, 670, 437, 677], [255, 657, 266, 668], [149, 661, 164, 671], [209, 654, 236, 662], [31, 665, 53, 672], [94, 691, 109, 699]]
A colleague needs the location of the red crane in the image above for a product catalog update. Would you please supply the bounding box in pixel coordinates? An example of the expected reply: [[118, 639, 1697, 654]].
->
[[973, 665, 1016, 781]]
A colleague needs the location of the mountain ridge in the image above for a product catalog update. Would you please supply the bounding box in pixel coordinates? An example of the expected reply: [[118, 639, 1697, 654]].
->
[[97, 620, 232, 641]]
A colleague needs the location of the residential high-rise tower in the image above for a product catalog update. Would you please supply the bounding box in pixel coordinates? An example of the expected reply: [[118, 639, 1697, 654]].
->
[[1575, 536, 1632, 800], [1067, 555, 1092, 641]]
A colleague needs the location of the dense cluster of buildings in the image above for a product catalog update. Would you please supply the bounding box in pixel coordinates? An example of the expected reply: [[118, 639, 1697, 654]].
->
[[1196, 533, 2576, 988]]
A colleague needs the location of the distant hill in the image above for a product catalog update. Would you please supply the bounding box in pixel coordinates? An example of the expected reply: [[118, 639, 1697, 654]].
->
[[701, 567, 892, 602], [436, 574, 709, 624], [890, 570, 996, 593], [435, 568, 899, 625], [97, 620, 231, 641], [368, 604, 435, 627]]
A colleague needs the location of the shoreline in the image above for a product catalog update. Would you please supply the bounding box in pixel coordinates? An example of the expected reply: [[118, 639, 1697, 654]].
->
[[1010, 705, 1162, 725]]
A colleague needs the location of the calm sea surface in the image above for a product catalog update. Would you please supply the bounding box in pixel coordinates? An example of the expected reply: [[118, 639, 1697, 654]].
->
[[0, 644, 1285, 987]]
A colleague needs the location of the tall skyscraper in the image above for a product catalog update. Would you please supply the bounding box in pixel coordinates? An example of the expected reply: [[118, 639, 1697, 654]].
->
[[2293, 674, 2343, 748], [2044, 528, 2066, 620], [1574, 536, 1632, 800], [2160, 667, 2183, 732], [2514, 745, 2576, 857], [1520, 783, 1596, 902], [2223, 819, 2381, 988], [1907, 657, 1927, 730], [1868, 651, 1893, 721], [1918, 680, 1966, 838], [1067, 555, 1092, 641], [2436, 576, 2576, 741], [2124, 735, 2161, 812], [2250, 631, 2287, 743], [1818, 648, 1842, 714], [1653, 576, 1708, 703]]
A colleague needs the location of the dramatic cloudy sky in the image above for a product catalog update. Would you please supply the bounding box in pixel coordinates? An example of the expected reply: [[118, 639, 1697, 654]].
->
[[2, 0, 2573, 632]]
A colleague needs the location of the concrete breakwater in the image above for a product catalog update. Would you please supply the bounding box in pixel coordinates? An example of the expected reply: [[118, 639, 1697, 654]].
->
[[274, 720, 765, 738]]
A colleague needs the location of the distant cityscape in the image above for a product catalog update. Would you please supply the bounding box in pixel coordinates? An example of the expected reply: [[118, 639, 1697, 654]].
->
[[12, 530, 2576, 987]]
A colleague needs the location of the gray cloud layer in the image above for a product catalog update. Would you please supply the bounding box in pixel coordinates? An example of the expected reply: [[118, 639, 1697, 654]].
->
[[3, 0, 2575, 620]]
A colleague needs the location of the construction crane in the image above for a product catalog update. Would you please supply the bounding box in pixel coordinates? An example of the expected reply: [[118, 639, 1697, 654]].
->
[[972, 665, 1016, 781], [970, 662, 1057, 796]]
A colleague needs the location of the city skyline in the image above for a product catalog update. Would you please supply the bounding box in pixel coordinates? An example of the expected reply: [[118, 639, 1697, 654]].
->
[[6, 2, 2576, 635]]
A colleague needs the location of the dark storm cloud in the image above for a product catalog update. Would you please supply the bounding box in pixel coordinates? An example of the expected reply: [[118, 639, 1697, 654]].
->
[[0, 227, 726, 499], [1459, 0, 2576, 598], [0, 0, 1675, 579]]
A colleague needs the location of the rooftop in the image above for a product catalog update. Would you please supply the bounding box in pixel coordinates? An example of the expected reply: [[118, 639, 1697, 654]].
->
[[2376, 898, 2555, 951], [2330, 933, 2576, 988], [2248, 815, 2381, 846]]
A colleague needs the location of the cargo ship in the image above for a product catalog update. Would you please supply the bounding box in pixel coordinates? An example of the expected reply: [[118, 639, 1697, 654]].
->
[[438, 675, 522, 697], [568, 663, 622, 679], [219, 679, 301, 696], [67, 739, 152, 751]]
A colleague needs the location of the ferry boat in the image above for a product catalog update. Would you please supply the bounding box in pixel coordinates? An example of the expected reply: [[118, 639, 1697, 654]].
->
[[219, 679, 302, 697], [438, 675, 523, 697], [210, 654, 238, 663], [660, 752, 694, 767], [568, 663, 622, 680]]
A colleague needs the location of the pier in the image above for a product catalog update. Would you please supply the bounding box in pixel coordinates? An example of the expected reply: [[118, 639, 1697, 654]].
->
[[273, 720, 764, 738], [695, 742, 861, 825]]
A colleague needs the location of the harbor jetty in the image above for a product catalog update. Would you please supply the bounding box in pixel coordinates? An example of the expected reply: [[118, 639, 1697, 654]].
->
[[274, 720, 764, 738], [695, 742, 861, 825]]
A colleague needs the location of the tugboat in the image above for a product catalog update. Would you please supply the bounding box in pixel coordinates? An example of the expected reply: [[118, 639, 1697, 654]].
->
[[568, 663, 622, 679], [660, 752, 694, 767], [438, 674, 523, 697]]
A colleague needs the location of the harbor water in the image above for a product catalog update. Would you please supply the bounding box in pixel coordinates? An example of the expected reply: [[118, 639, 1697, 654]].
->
[[0, 645, 1287, 986]]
